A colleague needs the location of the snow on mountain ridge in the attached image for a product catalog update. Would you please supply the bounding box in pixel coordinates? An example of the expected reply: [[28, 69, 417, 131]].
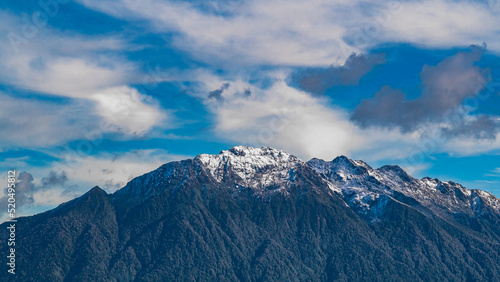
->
[[196, 146, 302, 190], [307, 156, 500, 219], [307, 157, 392, 221], [115, 145, 499, 219]]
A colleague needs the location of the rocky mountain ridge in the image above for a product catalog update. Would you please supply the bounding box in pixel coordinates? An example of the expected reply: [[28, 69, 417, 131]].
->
[[307, 154, 500, 222]]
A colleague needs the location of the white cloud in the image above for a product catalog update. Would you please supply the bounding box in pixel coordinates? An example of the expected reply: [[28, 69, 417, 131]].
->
[[0, 92, 98, 149], [0, 12, 136, 96], [6, 57, 135, 98], [445, 133, 500, 156], [76, 0, 359, 66], [379, 1, 500, 51], [91, 86, 166, 134], [0, 88, 166, 149], [201, 76, 362, 159], [0, 11, 167, 141], [76, 0, 500, 67]]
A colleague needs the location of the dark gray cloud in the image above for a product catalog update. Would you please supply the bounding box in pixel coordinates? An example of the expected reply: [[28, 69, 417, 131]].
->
[[441, 115, 500, 140], [351, 86, 411, 129], [41, 171, 68, 188], [1, 172, 37, 219], [243, 88, 251, 97], [8, 172, 36, 207], [1, 171, 72, 211], [295, 53, 386, 95], [208, 83, 230, 102], [351, 46, 497, 139]]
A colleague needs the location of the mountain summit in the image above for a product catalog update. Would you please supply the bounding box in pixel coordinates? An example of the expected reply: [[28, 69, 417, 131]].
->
[[196, 146, 303, 191], [2, 146, 500, 281]]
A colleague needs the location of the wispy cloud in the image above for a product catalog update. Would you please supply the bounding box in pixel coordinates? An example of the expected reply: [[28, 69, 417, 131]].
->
[[0, 11, 168, 141], [376, 0, 500, 51], [486, 168, 500, 177], [0, 92, 99, 149], [76, 0, 500, 68], [0, 12, 136, 97], [50, 149, 188, 191], [76, 0, 359, 66]]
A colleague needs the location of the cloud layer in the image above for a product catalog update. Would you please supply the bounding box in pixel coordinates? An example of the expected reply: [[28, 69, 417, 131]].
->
[[76, 0, 500, 67]]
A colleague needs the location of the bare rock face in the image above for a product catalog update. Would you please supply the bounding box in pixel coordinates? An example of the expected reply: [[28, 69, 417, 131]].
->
[[2, 146, 500, 281]]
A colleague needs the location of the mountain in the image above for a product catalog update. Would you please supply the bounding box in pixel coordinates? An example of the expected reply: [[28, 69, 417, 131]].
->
[[2, 146, 500, 281], [307, 156, 500, 223]]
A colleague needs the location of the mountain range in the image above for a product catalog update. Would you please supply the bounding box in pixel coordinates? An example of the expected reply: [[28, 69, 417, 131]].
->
[[2, 146, 500, 281]]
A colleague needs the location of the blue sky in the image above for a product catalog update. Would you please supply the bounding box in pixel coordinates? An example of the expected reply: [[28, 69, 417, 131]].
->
[[1, 0, 500, 219]]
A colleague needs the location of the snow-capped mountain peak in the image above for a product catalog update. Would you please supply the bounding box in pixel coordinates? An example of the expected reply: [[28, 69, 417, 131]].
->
[[196, 146, 302, 190]]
